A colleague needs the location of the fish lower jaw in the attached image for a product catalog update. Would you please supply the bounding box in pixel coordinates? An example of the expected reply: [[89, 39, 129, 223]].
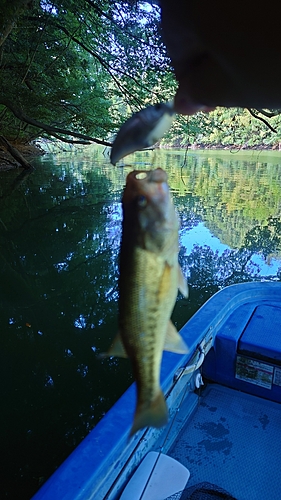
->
[[145, 112, 175, 147]]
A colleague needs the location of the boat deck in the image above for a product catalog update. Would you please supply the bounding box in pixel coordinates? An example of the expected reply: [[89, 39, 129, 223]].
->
[[31, 284, 281, 500], [168, 384, 281, 500]]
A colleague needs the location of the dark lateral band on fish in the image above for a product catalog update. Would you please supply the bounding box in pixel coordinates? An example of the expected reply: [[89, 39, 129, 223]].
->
[[102, 168, 188, 436], [110, 101, 175, 165]]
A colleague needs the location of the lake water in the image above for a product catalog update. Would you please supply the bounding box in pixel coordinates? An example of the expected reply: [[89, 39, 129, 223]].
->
[[1, 147, 281, 498]]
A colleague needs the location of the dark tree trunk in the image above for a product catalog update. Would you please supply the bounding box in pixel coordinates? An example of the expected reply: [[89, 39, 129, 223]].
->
[[0, 135, 34, 170]]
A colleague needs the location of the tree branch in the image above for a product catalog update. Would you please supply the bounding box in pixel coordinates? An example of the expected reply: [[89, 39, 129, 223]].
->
[[84, 0, 161, 49], [256, 108, 281, 118], [0, 134, 34, 170], [54, 23, 144, 106], [0, 99, 112, 146], [247, 108, 277, 133], [0, 0, 32, 47]]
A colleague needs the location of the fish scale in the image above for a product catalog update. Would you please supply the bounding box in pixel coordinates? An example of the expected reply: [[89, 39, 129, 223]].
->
[[104, 168, 189, 436]]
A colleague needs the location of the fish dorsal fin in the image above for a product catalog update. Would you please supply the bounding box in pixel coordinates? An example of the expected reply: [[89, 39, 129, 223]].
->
[[178, 265, 188, 298], [101, 332, 128, 358], [164, 320, 189, 354]]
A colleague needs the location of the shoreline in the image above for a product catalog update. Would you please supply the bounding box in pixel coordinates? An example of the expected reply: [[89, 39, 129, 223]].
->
[[1, 141, 280, 171], [0, 143, 45, 171]]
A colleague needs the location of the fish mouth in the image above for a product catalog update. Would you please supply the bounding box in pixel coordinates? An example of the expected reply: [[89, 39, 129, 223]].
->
[[133, 168, 168, 184], [135, 172, 148, 180], [123, 169, 170, 212]]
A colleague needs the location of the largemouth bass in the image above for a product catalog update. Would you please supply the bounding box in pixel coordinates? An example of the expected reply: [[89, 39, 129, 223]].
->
[[105, 168, 188, 436], [110, 102, 175, 165]]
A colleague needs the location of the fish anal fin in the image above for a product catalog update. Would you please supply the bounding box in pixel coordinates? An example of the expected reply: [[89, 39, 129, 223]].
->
[[178, 265, 188, 298], [100, 332, 128, 358], [130, 390, 168, 437], [164, 320, 189, 354]]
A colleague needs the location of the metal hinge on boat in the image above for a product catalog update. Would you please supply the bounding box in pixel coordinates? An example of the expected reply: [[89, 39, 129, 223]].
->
[[173, 336, 213, 384]]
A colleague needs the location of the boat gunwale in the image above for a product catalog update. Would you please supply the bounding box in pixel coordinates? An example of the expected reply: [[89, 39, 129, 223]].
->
[[32, 282, 281, 500]]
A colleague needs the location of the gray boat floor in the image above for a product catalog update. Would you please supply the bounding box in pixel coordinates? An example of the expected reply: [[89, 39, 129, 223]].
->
[[168, 384, 281, 500]]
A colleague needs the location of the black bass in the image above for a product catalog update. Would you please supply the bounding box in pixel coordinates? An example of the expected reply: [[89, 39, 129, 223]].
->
[[105, 168, 188, 436], [110, 102, 175, 165]]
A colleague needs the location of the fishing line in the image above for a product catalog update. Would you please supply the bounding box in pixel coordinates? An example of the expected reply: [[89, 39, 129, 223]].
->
[[180, 117, 190, 187]]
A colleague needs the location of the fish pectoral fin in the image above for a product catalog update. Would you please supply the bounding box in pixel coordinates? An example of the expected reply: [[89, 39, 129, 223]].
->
[[130, 390, 168, 437], [100, 332, 128, 358], [178, 264, 188, 298], [164, 320, 189, 354]]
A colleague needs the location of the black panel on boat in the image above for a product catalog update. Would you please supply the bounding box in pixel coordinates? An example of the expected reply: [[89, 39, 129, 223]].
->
[[164, 481, 237, 499]]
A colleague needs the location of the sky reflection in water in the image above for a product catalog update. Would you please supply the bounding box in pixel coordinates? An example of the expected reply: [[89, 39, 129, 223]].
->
[[181, 222, 281, 276], [1, 147, 281, 499]]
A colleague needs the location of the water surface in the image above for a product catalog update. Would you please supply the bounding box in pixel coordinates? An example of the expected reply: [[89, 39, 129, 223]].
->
[[1, 147, 281, 498]]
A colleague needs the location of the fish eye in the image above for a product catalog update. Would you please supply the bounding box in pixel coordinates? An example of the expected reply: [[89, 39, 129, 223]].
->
[[137, 195, 147, 208]]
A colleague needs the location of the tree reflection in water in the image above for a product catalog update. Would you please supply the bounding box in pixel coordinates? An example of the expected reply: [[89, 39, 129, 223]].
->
[[0, 148, 281, 499]]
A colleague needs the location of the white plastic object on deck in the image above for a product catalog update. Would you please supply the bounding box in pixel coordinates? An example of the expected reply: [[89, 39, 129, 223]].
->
[[120, 451, 190, 500]]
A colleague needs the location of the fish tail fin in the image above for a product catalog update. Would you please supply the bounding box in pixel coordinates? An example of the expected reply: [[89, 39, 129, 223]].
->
[[130, 391, 168, 437]]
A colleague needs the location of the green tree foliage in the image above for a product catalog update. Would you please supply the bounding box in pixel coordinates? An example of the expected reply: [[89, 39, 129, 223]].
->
[[181, 245, 261, 291], [0, 1, 280, 150], [165, 107, 281, 149], [244, 217, 281, 260], [0, 0, 170, 145], [0, 0, 32, 47], [0, 1, 112, 143]]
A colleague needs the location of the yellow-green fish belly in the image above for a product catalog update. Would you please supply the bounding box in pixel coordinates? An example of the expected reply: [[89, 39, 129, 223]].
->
[[119, 246, 178, 409]]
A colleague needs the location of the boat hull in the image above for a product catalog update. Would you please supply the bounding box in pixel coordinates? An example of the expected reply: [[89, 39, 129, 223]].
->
[[32, 282, 281, 500]]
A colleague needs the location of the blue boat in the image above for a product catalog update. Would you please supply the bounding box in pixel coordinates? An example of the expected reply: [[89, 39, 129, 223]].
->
[[32, 282, 281, 500]]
